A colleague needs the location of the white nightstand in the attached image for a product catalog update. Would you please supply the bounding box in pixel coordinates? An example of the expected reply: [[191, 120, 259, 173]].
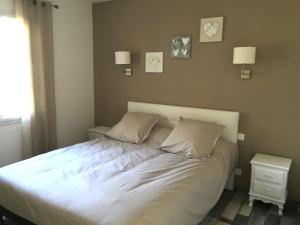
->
[[88, 126, 111, 140], [249, 153, 292, 216]]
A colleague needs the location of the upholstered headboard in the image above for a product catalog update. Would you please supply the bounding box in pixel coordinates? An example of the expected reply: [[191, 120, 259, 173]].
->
[[128, 101, 240, 143]]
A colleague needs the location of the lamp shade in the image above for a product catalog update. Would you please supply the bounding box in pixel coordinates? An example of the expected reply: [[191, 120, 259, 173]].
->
[[233, 47, 256, 64], [115, 51, 131, 65]]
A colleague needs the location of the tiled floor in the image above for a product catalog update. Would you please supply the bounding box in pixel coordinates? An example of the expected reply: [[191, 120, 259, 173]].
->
[[3, 190, 300, 225], [200, 190, 300, 225]]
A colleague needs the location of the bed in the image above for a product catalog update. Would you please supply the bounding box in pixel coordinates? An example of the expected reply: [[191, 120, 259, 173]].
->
[[0, 102, 240, 225]]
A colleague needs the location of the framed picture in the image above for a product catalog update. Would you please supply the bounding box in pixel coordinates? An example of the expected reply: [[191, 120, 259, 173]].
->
[[145, 52, 163, 73], [171, 36, 192, 58], [200, 16, 224, 42]]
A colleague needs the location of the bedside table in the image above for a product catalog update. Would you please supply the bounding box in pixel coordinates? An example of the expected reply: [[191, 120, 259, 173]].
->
[[88, 126, 111, 140], [249, 153, 292, 216]]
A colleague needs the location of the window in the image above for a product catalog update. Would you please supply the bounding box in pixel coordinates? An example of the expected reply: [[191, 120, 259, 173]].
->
[[0, 14, 33, 124]]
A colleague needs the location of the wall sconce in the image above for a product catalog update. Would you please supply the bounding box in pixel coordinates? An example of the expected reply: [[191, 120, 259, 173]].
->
[[115, 51, 132, 76], [233, 47, 256, 79]]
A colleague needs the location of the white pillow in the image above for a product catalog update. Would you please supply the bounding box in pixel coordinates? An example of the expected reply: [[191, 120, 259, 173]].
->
[[160, 118, 225, 158], [106, 112, 159, 144]]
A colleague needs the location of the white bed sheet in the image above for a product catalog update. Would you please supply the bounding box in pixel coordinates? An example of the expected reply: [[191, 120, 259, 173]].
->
[[0, 137, 237, 225]]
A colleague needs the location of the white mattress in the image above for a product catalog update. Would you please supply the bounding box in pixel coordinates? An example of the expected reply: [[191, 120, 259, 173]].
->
[[0, 137, 238, 225]]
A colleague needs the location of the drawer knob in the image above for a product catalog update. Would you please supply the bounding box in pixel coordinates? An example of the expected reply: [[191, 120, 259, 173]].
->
[[263, 187, 269, 192]]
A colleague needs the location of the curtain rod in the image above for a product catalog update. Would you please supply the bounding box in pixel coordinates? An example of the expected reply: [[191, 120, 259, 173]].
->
[[32, 0, 59, 9]]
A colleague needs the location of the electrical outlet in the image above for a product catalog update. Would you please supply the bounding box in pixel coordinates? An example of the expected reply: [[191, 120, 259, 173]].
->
[[235, 168, 242, 176], [238, 133, 245, 141]]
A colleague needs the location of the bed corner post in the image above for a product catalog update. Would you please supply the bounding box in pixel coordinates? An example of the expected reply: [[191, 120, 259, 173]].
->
[[0, 214, 3, 225], [225, 171, 235, 191]]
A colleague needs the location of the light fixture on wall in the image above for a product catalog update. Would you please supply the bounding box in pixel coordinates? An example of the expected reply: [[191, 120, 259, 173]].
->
[[233, 47, 256, 79], [115, 51, 132, 76]]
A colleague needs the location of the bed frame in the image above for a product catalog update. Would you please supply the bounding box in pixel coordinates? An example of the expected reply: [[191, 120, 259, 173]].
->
[[0, 206, 34, 225], [0, 102, 240, 225], [128, 101, 240, 190]]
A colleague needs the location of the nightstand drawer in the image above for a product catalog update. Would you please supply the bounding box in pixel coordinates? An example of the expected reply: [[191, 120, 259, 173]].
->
[[253, 166, 285, 185], [252, 180, 283, 199]]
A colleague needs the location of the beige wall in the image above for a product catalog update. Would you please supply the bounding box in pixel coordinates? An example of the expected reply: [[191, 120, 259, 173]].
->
[[93, 0, 300, 200], [53, 0, 95, 147]]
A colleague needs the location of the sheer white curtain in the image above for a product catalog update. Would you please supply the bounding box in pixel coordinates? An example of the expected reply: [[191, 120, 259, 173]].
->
[[0, 2, 34, 158], [0, 16, 33, 119], [0, 0, 57, 158], [15, 0, 57, 158], [14, 1, 36, 159]]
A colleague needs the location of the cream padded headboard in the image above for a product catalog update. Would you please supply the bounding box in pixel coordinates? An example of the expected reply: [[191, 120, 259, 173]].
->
[[128, 101, 240, 143]]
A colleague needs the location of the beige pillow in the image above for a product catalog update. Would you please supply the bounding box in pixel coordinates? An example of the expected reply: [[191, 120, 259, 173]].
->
[[160, 118, 225, 158], [106, 112, 159, 144], [144, 126, 172, 147]]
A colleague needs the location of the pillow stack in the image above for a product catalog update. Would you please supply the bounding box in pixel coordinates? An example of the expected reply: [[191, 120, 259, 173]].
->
[[106, 112, 225, 159]]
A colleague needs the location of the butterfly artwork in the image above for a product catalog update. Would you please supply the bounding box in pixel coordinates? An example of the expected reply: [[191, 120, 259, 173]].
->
[[145, 52, 163, 73], [171, 36, 192, 58]]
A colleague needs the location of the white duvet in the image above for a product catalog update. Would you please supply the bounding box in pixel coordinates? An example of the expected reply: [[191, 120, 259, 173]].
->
[[0, 137, 237, 225]]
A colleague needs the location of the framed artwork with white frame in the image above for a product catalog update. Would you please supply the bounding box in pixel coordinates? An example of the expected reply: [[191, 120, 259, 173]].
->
[[145, 52, 163, 73], [200, 16, 224, 42]]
